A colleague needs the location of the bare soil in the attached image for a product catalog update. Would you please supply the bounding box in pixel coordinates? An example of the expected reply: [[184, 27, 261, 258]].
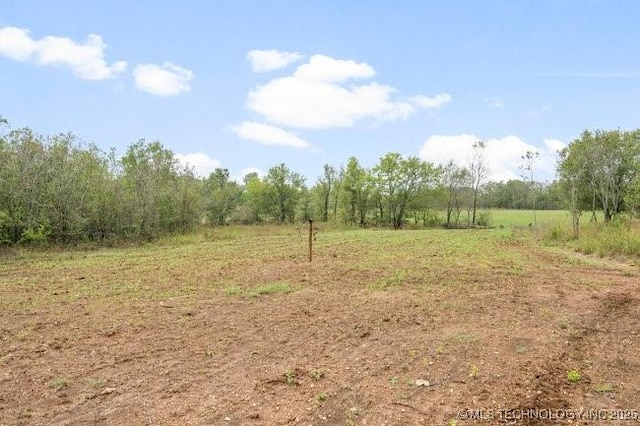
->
[[1, 229, 639, 425]]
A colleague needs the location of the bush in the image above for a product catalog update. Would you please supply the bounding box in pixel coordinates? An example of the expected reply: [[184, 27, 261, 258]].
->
[[19, 225, 50, 246], [476, 211, 493, 227], [228, 204, 259, 225], [0, 211, 11, 245]]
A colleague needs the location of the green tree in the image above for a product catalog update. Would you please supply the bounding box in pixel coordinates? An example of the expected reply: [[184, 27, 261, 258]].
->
[[519, 151, 540, 228], [203, 168, 240, 226], [372, 153, 439, 229], [440, 160, 470, 228], [316, 164, 337, 222], [120, 140, 200, 238], [264, 163, 305, 223], [558, 129, 640, 223], [341, 157, 370, 226], [469, 141, 489, 225]]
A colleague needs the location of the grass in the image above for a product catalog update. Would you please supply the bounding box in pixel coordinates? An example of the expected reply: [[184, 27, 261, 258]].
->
[[567, 370, 582, 383], [489, 209, 572, 230], [50, 377, 69, 391], [88, 378, 106, 389]]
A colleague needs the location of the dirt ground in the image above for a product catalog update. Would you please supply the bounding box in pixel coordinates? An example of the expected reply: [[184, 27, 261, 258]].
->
[[1, 229, 639, 425]]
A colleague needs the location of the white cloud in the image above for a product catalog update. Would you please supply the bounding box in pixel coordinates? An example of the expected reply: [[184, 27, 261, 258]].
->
[[247, 49, 303, 72], [0, 26, 38, 61], [543, 138, 566, 154], [410, 93, 453, 109], [0, 26, 126, 80], [134, 62, 193, 96], [232, 121, 310, 148], [293, 54, 375, 82], [246, 53, 450, 130], [175, 153, 221, 177], [419, 134, 562, 182]]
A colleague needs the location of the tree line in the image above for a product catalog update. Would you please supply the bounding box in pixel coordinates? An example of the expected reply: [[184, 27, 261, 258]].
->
[[1, 117, 638, 245], [558, 129, 640, 236]]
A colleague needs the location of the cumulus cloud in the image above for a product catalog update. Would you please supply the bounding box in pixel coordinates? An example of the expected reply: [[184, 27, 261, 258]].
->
[[0, 26, 126, 80], [133, 62, 193, 96], [419, 134, 563, 182], [293, 54, 375, 82], [246, 53, 451, 130], [247, 49, 304, 72], [232, 121, 310, 148], [543, 138, 566, 154], [175, 153, 221, 177]]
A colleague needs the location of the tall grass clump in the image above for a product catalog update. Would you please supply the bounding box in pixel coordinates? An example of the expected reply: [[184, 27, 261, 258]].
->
[[546, 218, 640, 258]]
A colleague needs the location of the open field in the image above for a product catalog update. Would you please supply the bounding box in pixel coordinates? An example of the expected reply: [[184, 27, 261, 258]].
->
[[1, 224, 640, 425]]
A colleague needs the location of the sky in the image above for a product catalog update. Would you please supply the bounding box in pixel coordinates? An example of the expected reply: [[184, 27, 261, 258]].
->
[[1, 0, 639, 183]]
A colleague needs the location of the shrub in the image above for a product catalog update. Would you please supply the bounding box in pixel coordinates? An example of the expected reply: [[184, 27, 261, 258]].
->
[[476, 211, 492, 227], [20, 225, 50, 245]]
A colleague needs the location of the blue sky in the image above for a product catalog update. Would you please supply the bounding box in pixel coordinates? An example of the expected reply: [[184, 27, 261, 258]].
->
[[1, 0, 639, 183]]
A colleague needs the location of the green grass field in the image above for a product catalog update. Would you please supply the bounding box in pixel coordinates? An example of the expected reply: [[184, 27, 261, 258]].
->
[[488, 209, 571, 229]]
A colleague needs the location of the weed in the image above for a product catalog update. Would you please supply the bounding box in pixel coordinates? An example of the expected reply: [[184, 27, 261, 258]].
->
[[284, 369, 296, 385], [88, 378, 106, 389], [567, 370, 582, 383], [20, 409, 33, 418], [50, 377, 69, 391], [309, 368, 324, 380], [251, 282, 291, 297], [469, 364, 479, 378], [559, 317, 570, 330], [449, 419, 458, 426], [595, 383, 614, 393], [223, 286, 243, 296], [388, 377, 398, 385], [316, 392, 329, 404], [456, 333, 479, 345], [13, 329, 30, 342], [369, 270, 406, 290], [515, 345, 527, 354]]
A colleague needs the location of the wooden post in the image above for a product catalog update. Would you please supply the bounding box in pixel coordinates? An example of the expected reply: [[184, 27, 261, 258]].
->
[[308, 219, 313, 262]]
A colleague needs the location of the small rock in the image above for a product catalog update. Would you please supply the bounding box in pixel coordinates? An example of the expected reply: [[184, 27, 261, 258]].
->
[[415, 379, 430, 387], [224, 417, 231, 421], [100, 387, 116, 395]]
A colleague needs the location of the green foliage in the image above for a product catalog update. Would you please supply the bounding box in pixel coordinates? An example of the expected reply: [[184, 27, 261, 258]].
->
[[475, 211, 492, 227], [371, 153, 439, 229], [283, 369, 297, 385], [0, 210, 12, 245], [2, 117, 636, 248], [341, 157, 371, 226], [567, 369, 582, 383], [203, 168, 240, 226], [20, 225, 50, 245], [0, 128, 202, 245], [546, 221, 640, 257], [558, 129, 640, 223]]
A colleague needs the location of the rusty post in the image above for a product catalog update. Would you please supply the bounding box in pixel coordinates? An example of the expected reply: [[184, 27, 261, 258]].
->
[[308, 219, 313, 262]]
